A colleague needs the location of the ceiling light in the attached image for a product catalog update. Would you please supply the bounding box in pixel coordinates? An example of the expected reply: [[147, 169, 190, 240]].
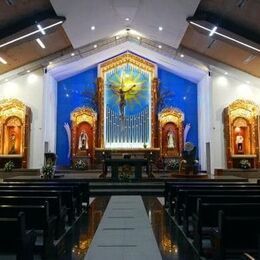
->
[[5, 79, 8, 82], [71, 52, 75, 56], [36, 38, 46, 49], [137, 36, 141, 40], [0, 20, 64, 49], [115, 35, 120, 40], [0, 57, 7, 64], [158, 26, 163, 31], [189, 21, 260, 53], [125, 18, 130, 21], [91, 26, 95, 31], [246, 81, 250, 84], [27, 70, 30, 73], [49, 61, 53, 65], [224, 72, 228, 75], [93, 44, 97, 48], [158, 45, 162, 49], [209, 26, 217, 37], [180, 54, 184, 58], [37, 24, 46, 35]]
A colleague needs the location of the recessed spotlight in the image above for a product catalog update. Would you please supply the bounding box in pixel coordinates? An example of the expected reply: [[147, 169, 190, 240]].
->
[[183, 96, 187, 100], [0, 57, 7, 64], [115, 35, 120, 40], [71, 52, 75, 56], [125, 17, 130, 21], [36, 38, 46, 49], [180, 54, 184, 58], [246, 80, 250, 84], [5, 79, 8, 82], [224, 72, 228, 75], [91, 26, 95, 31], [158, 26, 163, 31], [93, 44, 97, 48], [27, 70, 30, 73], [66, 93, 69, 97], [137, 36, 141, 40], [158, 45, 162, 49], [49, 61, 53, 65]]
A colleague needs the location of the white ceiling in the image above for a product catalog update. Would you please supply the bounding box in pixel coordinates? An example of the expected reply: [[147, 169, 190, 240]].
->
[[50, 0, 200, 49], [48, 41, 206, 82]]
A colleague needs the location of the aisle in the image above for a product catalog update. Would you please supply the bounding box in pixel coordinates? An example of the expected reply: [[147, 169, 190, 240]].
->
[[85, 196, 162, 260]]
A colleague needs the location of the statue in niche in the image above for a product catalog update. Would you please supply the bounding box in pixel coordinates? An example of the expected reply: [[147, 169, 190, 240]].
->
[[9, 132, 16, 154], [167, 129, 175, 149], [78, 130, 88, 151], [236, 133, 244, 153]]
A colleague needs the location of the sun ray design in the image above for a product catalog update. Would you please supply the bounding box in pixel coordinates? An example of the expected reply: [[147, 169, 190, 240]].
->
[[107, 65, 148, 119]]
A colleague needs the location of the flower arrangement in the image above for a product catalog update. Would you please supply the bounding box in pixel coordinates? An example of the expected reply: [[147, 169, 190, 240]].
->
[[167, 159, 179, 170], [41, 163, 55, 178], [4, 160, 15, 172], [239, 159, 251, 169], [75, 159, 87, 170], [119, 164, 132, 182]]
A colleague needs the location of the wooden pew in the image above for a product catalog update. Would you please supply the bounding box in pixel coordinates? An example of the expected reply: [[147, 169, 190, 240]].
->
[[0, 195, 66, 239], [165, 181, 251, 206], [3, 180, 90, 204], [211, 211, 260, 260], [193, 200, 260, 256], [0, 212, 36, 260], [172, 188, 260, 220], [0, 202, 56, 259], [0, 189, 75, 224], [182, 195, 260, 236], [167, 183, 260, 214], [0, 184, 81, 214]]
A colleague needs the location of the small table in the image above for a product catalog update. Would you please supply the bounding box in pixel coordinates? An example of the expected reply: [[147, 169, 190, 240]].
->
[[103, 158, 150, 181]]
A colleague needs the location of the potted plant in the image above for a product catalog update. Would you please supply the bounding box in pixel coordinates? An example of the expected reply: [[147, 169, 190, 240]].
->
[[41, 163, 55, 179], [167, 159, 180, 170], [75, 159, 88, 170], [4, 161, 15, 172], [239, 159, 251, 169]]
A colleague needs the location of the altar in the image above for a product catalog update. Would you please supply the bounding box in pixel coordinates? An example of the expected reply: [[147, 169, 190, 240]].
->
[[103, 158, 150, 181]]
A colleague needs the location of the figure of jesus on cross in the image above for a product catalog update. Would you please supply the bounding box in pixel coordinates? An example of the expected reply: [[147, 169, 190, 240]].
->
[[109, 78, 136, 120]]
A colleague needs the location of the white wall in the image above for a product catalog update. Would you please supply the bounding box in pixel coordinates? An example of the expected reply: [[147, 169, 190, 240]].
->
[[43, 72, 57, 153], [0, 69, 44, 168], [211, 72, 260, 171], [197, 74, 212, 172]]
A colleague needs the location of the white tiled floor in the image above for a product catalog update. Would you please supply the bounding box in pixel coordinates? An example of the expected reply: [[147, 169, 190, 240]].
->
[[85, 196, 162, 260]]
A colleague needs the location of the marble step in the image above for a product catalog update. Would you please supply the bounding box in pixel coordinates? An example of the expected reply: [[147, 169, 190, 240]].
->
[[89, 188, 164, 196]]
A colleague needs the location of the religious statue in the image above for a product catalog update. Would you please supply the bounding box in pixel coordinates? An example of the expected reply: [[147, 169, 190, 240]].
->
[[78, 130, 88, 151], [167, 130, 175, 149], [236, 134, 244, 152], [8, 132, 16, 154], [109, 79, 136, 120]]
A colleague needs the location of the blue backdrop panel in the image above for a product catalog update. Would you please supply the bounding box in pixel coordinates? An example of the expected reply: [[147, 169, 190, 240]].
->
[[158, 68, 198, 152], [56, 67, 97, 166], [56, 65, 198, 166]]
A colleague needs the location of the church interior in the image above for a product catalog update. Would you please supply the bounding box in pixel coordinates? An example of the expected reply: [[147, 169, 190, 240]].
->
[[0, 0, 259, 259]]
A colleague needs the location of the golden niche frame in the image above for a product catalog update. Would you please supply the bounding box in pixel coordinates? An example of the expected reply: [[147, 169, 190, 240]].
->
[[223, 99, 259, 168], [97, 52, 158, 148], [158, 107, 184, 157], [71, 107, 97, 164], [0, 99, 31, 168]]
